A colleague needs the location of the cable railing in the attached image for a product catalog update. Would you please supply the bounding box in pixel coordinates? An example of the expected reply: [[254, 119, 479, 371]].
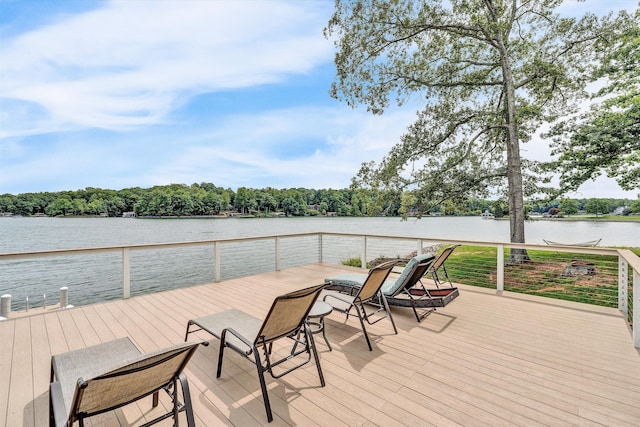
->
[[0, 232, 638, 348]]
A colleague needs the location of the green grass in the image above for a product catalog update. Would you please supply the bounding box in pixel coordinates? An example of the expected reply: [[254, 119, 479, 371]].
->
[[345, 245, 635, 331], [549, 214, 640, 222], [344, 245, 637, 308], [341, 257, 367, 268], [444, 245, 623, 307]]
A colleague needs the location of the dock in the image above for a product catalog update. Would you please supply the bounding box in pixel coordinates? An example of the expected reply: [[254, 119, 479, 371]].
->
[[1, 263, 639, 426]]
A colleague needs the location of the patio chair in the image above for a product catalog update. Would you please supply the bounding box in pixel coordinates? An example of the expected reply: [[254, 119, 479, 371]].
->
[[324, 254, 438, 320], [322, 260, 399, 351], [429, 244, 460, 288], [49, 337, 205, 427], [184, 283, 325, 423], [324, 253, 435, 298], [325, 252, 460, 322]]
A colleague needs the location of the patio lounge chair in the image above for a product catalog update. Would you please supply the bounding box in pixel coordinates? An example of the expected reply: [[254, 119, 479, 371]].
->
[[429, 244, 460, 288], [325, 253, 459, 322], [324, 253, 435, 298], [184, 283, 325, 423], [49, 337, 204, 427], [322, 260, 399, 351]]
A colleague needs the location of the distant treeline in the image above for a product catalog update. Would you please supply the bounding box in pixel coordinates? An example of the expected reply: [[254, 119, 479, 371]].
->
[[0, 182, 638, 218]]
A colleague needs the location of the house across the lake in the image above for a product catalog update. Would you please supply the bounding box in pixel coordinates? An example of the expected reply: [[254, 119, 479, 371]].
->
[[481, 210, 494, 219]]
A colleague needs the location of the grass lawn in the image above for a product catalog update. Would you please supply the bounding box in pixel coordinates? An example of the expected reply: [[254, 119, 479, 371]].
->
[[539, 214, 640, 222], [444, 245, 636, 308], [344, 245, 637, 309]]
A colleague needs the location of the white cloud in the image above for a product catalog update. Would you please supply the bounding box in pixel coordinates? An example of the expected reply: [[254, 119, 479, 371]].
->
[[556, 0, 636, 17], [0, 100, 417, 193], [140, 105, 416, 190], [0, 0, 332, 133]]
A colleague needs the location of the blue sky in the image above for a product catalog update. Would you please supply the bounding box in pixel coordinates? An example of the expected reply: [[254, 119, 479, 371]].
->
[[0, 0, 638, 199]]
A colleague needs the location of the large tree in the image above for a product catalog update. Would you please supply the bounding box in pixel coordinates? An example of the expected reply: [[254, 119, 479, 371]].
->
[[545, 9, 639, 193], [325, 0, 621, 261]]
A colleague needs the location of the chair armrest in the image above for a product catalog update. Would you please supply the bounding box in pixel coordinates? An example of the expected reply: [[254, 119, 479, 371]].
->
[[50, 381, 68, 427], [220, 327, 255, 354], [323, 292, 351, 305]]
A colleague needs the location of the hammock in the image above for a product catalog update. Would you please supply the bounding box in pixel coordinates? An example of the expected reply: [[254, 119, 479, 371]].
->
[[542, 238, 601, 247]]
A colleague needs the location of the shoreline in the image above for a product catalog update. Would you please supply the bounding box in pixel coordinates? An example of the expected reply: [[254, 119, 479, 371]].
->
[[3, 213, 639, 223]]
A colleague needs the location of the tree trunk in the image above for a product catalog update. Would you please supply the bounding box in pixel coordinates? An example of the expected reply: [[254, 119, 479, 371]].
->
[[496, 27, 530, 264]]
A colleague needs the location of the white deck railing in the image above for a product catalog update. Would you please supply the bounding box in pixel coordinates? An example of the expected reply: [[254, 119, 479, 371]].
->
[[1, 232, 638, 347]]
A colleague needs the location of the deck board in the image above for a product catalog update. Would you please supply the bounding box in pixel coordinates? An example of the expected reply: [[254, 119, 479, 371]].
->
[[1, 263, 639, 426]]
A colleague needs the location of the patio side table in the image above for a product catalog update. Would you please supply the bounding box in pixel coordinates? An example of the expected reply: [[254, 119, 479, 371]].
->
[[307, 300, 333, 351]]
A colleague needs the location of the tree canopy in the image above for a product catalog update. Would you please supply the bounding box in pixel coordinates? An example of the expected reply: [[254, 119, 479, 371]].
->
[[545, 9, 639, 193], [325, 0, 623, 253], [1, 183, 636, 218]]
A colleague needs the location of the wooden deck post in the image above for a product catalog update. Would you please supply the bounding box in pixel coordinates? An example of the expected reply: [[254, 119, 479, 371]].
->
[[497, 244, 504, 292], [361, 236, 367, 269], [60, 286, 69, 309], [0, 294, 10, 318], [618, 257, 628, 317], [122, 248, 130, 299], [634, 269, 639, 348], [214, 241, 220, 282]]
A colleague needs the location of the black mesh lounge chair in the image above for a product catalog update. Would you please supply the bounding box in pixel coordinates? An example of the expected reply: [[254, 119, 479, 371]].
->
[[49, 337, 204, 427], [323, 260, 399, 351], [184, 283, 325, 423]]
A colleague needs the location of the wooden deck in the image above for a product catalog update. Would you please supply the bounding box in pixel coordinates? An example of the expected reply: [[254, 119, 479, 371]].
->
[[1, 263, 639, 426]]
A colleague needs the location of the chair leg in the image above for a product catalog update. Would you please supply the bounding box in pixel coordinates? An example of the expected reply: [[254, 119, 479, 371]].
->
[[184, 322, 190, 341], [152, 390, 159, 407], [380, 295, 398, 334], [354, 305, 373, 351], [410, 303, 421, 322], [442, 266, 452, 286], [172, 377, 180, 426], [49, 391, 53, 427], [253, 350, 274, 423], [178, 373, 196, 427], [305, 324, 325, 386], [431, 271, 439, 287], [216, 342, 226, 379], [320, 317, 332, 351]]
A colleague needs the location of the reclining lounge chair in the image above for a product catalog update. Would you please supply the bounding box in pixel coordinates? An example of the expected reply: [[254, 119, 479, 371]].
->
[[49, 337, 204, 427], [429, 244, 460, 288], [323, 260, 399, 350], [325, 252, 459, 322], [184, 283, 325, 423]]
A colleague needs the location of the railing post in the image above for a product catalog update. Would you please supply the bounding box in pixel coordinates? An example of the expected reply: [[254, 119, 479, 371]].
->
[[618, 256, 628, 316], [1, 294, 11, 318], [634, 269, 639, 348], [497, 244, 504, 292], [417, 239, 423, 255], [60, 287, 69, 309], [122, 248, 130, 299], [275, 237, 281, 271], [361, 236, 367, 269], [319, 234, 324, 263], [214, 241, 220, 282]]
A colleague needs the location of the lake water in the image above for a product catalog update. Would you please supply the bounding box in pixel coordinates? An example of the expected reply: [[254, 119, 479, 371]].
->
[[1, 216, 638, 311]]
